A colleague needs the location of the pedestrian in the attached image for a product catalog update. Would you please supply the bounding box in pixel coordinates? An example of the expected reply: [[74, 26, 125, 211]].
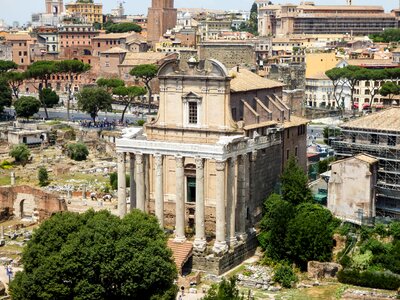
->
[[90, 192, 97, 201]]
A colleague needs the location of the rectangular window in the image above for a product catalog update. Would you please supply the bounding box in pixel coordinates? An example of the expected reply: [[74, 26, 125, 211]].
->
[[286, 149, 290, 160], [295, 147, 298, 157], [188, 102, 198, 124], [371, 134, 379, 145], [388, 136, 397, 146]]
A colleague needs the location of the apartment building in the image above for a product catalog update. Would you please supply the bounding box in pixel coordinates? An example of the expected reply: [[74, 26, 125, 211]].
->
[[258, 2, 398, 37], [65, 0, 103, 24], [5, 34, 37, 69]]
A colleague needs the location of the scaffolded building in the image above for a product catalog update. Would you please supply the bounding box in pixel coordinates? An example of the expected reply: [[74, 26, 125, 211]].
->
[[332, 107, 400, 218]]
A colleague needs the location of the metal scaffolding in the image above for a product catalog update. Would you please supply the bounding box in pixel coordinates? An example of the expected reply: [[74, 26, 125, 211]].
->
[[332, 127, 400, 217]]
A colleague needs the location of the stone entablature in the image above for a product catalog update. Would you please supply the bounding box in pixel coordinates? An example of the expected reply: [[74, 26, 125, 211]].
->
[[117, 134, 281, 161]]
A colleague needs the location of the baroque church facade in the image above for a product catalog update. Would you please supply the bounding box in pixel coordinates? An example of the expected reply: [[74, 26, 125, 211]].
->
[[116, 58, 307, 274]]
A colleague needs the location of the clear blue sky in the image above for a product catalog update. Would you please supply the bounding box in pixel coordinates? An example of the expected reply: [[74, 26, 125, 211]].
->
[[0, 0, 396, 25]]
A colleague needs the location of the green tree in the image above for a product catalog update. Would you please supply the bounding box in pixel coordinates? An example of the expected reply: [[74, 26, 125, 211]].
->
[[285, 203, 338, 269], [113, 85, 146, 122], [0, 79, 12, 113], [370, 29, 400, 43], [326, 67, 346, 111], [4, 71, 26, 99], [97, 77, 125, 93], [379, 81, 400, 102], [76, 87, 113, 123], [25, 61, 58, 119], [110, 172, 130, 190], [273, 264, 298, 288], [39, 88, 59, 109], [130, 64, 158, 114], [67, 143, 89, 161], [105, 22, 142, 33], [342, 65, 363, 116], [202, 276, 243, 300], [280, 157, 313, 206], [258, 194, 294, 260], [56, 60, 91, 121], [14, 96, 41, 120], [38, 166, 49, 187], [9, 144, 30, 166], [0, 60, 17, 74], [9, 210, 178, 300]]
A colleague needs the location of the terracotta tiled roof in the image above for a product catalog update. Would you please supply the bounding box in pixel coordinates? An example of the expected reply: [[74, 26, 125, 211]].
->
[[341, 107, 400, 132], [230, 69, 284, 92], [167, 239, 193, 274], [283, 115, 309, 128], [5, 34, 32, 41], [101, 47, 128, 54], [121, 52, 174, 66]]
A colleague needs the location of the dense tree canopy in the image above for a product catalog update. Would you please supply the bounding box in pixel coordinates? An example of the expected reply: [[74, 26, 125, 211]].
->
[[76, 87, 113, 122], [285, 203, 339, 269], [370, 29, 400, 43], [0, 60, 18, 73], [105, 22, 142, 33], [14, 96, 41, 120], [326, 66, 400, 113], [96, 78, 125, 92], [258, 194, 294, 260], [0, 79, 12, 113], [9, 210, 178, 300], [280, 157, 313, 205], [39, 88, 59, 109], [380, 82, 400, 100], [259, 157, 338, 269]]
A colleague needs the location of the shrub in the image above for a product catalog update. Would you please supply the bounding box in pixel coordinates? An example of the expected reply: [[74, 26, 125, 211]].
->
[[273, 264, 298, 288], [109, 172, 130, 190], [136, 119, 145, 126], [374, 223, 389, 237], [202, 276, 243, 300], [9, 144, 31, 166], [390, 222, 400, 241], [337, 269, 400, 290], [67, 143, 89, 161], [0, 160, 12, 169], [38, 166, 49, 187]]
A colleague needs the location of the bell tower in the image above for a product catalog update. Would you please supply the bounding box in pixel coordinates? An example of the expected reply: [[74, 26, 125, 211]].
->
[[147, 0, 177, 44], [45, 0, 64, 15]]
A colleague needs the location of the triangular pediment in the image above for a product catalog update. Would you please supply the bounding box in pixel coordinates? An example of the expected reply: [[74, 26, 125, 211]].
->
[[183, 91, 202, 99]]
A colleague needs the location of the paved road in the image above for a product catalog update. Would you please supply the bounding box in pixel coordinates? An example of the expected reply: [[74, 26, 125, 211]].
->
[[5, 107, 146, 123]]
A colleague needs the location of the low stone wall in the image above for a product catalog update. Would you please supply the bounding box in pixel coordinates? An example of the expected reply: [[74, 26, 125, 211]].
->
[[307, 261, 342, 279], [0, 185, 67, 221], [192, 233, 258, 275]]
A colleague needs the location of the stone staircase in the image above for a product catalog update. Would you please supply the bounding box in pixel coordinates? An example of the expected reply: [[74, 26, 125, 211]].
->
[[167, 239, 193, 274]]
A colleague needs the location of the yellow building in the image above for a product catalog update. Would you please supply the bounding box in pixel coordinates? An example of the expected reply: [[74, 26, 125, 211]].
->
[[65, 0, 103, 24]]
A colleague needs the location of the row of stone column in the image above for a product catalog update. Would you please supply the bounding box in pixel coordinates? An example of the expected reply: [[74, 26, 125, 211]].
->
[[117, 152, 254, 253]]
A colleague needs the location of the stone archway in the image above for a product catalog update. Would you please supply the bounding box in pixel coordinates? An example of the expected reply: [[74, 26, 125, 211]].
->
[[13, 194, 36, 220]]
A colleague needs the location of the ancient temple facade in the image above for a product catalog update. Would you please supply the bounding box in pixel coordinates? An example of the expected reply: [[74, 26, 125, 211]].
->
[[116, 59, 307, 274]]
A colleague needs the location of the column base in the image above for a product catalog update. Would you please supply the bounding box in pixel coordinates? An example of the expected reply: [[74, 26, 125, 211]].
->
[[173, 235, 187, 243], [212, 240, 228, 255], [193, 238, 207, 252], [237, 232, 248, 242], [229, 236, 238, 248]]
